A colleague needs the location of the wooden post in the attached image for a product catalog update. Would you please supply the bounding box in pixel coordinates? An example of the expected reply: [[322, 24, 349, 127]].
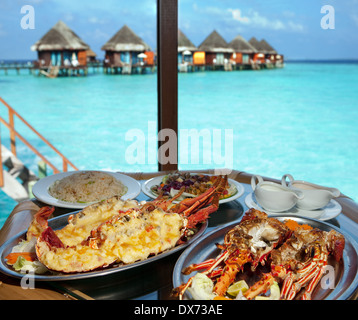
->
[[8, 109, 16, 156], [38, 161, 47, 179], [62, 159, 68, 172], [157, 0, 178, 171]]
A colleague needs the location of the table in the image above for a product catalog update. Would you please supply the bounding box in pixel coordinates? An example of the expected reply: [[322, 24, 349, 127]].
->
[[1, 170, 358, 300]]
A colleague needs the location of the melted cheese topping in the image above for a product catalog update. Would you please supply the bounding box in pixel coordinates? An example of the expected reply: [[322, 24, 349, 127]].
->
[[36, 205, 184, 273], [36, 240, 118, 273], [56, 197, 139, 246], [102, 208, 183, 264]]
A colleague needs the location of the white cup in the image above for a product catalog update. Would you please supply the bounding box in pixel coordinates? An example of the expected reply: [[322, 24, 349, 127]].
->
[[251, 175, 304, 212], [281, 174, 340, 210]]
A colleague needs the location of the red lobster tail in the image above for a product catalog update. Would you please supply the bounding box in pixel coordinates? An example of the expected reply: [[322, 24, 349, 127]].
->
[[35, 206, 55, 228], [39, 227, 65, 249]]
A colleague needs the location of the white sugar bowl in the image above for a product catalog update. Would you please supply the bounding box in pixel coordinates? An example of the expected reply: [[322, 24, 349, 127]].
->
[[251, 175, 304, 212], [281, 174, 340, 211]]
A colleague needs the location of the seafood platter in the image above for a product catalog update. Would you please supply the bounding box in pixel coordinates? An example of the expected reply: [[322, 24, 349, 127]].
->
[[0, 175, 229, 280], [142, 172, 244, 204], [173, 209, 358, 300], [1, 169, 358, 300]]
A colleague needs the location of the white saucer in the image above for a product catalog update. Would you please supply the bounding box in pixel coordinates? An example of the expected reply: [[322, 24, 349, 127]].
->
[[244, 192, 341, 221]]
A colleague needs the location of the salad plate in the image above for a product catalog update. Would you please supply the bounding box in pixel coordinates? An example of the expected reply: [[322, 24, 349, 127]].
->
[[32, 171, 141, 209], [142, 173, 244, 204]]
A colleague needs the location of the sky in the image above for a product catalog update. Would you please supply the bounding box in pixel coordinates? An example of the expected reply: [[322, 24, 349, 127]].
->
[[0, 0, 358, 60]]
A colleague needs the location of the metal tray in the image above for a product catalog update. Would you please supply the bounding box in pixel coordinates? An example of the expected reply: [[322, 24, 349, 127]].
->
[[173, 215, 358, 300], [0, 211, 207, 281]]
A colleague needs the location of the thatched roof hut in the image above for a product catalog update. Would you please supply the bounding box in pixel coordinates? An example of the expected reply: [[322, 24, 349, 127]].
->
[[30, 21, 89, 68], [229, 35, 257, 54], [178, 30, 198, 68], [178, 29, 197, 53], [101, 25, 150, 52], [198, 30, 233, 67], [86, 49, 97, 63], [248, 37, 277, 54], [248, 37, 261, 51], [86, 49, 97, 58], [258, 39, 277, 54], [198, 30, 233, 53], [248, 37, 276, 64], [229, 35, 257, 65], [101, 25, 153, 72], [31, 20, 89, 52]]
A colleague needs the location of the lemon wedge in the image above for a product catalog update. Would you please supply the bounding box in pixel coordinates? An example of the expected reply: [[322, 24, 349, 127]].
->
[[227, 280, 249, 297]]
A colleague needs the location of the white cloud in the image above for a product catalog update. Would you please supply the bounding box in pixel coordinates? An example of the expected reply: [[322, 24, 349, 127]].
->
[[287, 21, 304, 32], [228, 9, 250, 24], [229, 8, 304, 32], [250, 11, 285, 30]]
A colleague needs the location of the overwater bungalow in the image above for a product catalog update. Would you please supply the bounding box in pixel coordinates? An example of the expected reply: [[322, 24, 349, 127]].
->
[[248, 37, 283, 68], [228, 35, 257, 70], [86, 49, 97, 64], [178, 30, 198, 72], [31, 20, 90, 77], [198, 30, 234, 71], [101, 25, 154, 74], [248, 37, 266, 66], [258, 39, 284, 67]]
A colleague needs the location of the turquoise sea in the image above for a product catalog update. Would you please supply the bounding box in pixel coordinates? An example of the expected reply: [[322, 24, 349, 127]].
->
[[1, 62, 358, 228]]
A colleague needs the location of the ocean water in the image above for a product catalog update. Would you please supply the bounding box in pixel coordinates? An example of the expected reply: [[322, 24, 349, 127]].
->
[[1, 62, 358, 227]]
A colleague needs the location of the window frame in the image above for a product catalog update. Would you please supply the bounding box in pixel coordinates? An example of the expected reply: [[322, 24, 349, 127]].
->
[[157, 0, 178, 171]]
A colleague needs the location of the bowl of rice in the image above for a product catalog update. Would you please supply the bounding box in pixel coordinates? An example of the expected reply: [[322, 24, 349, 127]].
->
[[48, 171, 128, 203]]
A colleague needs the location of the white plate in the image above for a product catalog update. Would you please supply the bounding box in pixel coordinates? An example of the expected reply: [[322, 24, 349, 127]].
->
[[245, 192, 342, 221], [32, 171, 141, 209], [141, 175, 244, 204]]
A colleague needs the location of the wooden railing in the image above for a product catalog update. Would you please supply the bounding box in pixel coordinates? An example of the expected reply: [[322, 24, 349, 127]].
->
[[0, 97, 78, 187]]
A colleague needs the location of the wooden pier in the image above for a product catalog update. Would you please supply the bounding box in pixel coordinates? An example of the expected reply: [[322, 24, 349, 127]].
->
[[0, 61, 35, 75], [0, 61, 105, 77], [0, 59, 283, 76]]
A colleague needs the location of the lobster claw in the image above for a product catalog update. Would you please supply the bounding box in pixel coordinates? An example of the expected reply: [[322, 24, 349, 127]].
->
[[185, 193, 219, 229]]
